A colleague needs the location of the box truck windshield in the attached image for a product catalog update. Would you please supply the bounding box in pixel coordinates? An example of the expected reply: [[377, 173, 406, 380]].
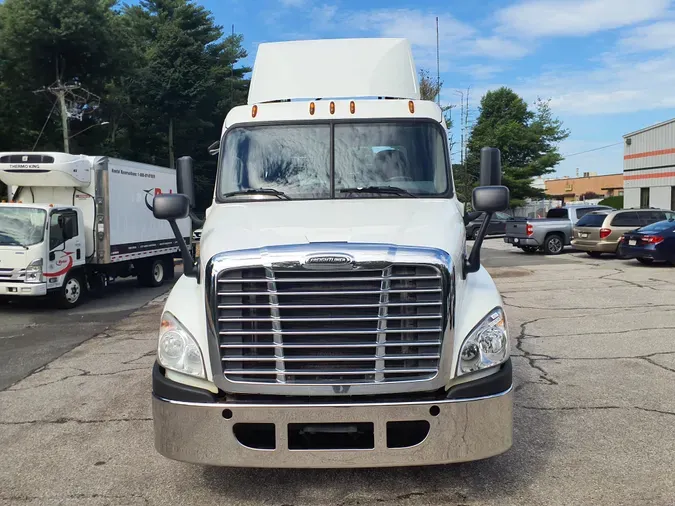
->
[[218, 120, 450, 200], [0, 207, 46, 248]]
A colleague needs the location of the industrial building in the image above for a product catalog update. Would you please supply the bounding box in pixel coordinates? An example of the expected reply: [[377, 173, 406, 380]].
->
[[623, 118, 675, 210], [545, 172, 623, 202]]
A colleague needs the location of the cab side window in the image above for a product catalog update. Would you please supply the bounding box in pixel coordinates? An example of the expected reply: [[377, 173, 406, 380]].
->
[[49, 211, 78, 250]]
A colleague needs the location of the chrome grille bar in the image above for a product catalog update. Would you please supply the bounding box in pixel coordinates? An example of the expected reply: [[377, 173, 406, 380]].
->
[[215, 260, 446, 387], [375, 266, 392, 382], [265, 267, 285, 384]]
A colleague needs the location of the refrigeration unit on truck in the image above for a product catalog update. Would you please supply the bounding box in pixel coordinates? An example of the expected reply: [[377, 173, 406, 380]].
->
[[150, 37, 513, 468], [0, 153, 191, 308]]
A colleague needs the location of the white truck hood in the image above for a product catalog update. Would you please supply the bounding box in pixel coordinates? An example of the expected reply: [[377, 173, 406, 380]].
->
[[199, 198, 466, 264], [0, 245, 40, 272]]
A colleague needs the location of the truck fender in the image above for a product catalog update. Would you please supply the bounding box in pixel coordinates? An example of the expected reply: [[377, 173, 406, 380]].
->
[[161, 275, 215, 387], [448, 266, 506, 384]]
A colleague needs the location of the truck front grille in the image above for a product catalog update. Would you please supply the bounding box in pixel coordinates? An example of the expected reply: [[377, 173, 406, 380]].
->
[[216, 265, 445, 385], [0, 268, 25, 282]]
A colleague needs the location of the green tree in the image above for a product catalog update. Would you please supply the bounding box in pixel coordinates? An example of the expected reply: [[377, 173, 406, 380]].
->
[[122, 0, 250, 207], [418, 68, 456, 196], [466, 87, 569, 206], [0, 0, 125, 153]]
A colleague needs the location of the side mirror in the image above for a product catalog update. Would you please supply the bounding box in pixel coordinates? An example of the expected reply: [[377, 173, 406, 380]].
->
[[176, 155, 205, 229], [153, 194, 196, 278], [472, 186, 510, 213], [480, 147, 502, 186], [153, 194, 190, 220], [176, 156, 196, 209], [463, 148, 508, 278]]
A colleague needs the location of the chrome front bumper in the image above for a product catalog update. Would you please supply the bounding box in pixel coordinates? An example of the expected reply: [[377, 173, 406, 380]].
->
[[152, 387, 513, 468]]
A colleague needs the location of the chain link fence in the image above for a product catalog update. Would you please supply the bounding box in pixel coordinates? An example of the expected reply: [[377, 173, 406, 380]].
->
[[508, 199, 564, 218]]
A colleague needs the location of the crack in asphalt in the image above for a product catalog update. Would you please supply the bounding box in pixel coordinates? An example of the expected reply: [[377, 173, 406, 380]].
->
[[523, 325, 675, 339], [121, 350, 157, 365], [597, 268, 661, 291], [636, 407, 675, 417], [517, 405, 622, 411], [515, 319, 558, 386], [335, 490, 469, 506], [6, 365, 149, 391], [505, 302, 675, 311], [642, 357, 675, 374], [518, 405, 675, 417]]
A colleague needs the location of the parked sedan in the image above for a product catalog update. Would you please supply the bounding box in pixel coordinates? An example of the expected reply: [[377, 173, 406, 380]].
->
[[618, 219, 675, 265], [465, 211, 512, 240]]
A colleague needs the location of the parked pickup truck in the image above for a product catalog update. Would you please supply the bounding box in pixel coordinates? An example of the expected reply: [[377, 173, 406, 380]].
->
[[504, 204, 613, 255]]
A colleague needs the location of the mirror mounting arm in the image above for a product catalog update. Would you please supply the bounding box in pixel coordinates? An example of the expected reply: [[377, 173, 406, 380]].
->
[[463, 212, 493, 278], [168, 219, 197, 279]]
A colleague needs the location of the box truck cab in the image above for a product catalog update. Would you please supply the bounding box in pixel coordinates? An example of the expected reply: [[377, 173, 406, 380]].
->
[[0, 153, 190, 308], [151, 38, 513, 468], [0, 202, 86, 300]]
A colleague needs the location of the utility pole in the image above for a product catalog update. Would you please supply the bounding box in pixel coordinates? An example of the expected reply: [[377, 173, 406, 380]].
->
[[57, 84, 70, 153], [464, 87, 471, 201], [454, 90, 464, 168], [436, 17, 441, 106], [34, 80, 82, 154]]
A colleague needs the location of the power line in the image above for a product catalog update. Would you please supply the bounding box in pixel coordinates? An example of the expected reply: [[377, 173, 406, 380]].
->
[[32, 99, 58, 151], [562, 141, 623, 159]]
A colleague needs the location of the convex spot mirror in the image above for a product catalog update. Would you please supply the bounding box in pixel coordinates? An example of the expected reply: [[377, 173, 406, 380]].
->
[[153, 194, 190, 221]]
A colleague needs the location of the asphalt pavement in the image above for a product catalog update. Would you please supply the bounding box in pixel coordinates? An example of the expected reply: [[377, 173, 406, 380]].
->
[[1, 246, 674, 505], [0, 275, 177, 391]]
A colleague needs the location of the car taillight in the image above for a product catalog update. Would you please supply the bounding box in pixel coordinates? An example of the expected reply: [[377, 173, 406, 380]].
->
[[526, 224, 533, 236], [599, 228, 611, 239], [643, 235, 664, 244]]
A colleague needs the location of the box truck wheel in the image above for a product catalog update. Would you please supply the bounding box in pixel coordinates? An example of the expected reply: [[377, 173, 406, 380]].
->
[[58, 272, 85, 309], [139, 258, 166, 287]]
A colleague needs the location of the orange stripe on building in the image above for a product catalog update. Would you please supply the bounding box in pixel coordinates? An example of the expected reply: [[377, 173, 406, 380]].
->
[[624, 147, 675, 160], [624, 171, 675, 180]]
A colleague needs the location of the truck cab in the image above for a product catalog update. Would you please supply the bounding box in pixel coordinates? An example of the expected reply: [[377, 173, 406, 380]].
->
[[150, 38, 512, 468], [0, 202, 85, 302]]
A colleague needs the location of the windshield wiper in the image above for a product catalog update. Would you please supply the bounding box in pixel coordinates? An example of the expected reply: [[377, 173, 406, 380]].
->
[[223, 188, 291, 200], [338, 186, 418, 198], [0, 239, 29, 250]]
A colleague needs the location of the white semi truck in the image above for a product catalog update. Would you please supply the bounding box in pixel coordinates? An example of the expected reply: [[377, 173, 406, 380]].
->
[[151, 38, 513, 468], [0, 153, 191, 308]]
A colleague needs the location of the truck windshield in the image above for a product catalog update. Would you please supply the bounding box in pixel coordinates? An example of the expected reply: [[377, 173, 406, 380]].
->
[[0, 207, 46, 247], [218, 121, 450, 200]]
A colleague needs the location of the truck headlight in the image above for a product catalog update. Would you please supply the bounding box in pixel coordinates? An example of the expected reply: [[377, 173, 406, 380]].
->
[[157, 312, 205, 379], [25, 258, 43, 283], [457, 307, 508, 376]]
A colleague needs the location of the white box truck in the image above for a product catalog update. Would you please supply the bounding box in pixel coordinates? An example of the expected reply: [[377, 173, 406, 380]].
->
[[0, 153, 191, 308], [150, 38, 513, 468]]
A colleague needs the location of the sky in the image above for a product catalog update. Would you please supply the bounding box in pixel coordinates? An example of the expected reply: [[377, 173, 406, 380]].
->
[[202, 0, 675, 178]]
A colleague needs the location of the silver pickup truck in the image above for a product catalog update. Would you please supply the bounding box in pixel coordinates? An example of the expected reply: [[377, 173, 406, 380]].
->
[[504, 204, 613, 254]]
